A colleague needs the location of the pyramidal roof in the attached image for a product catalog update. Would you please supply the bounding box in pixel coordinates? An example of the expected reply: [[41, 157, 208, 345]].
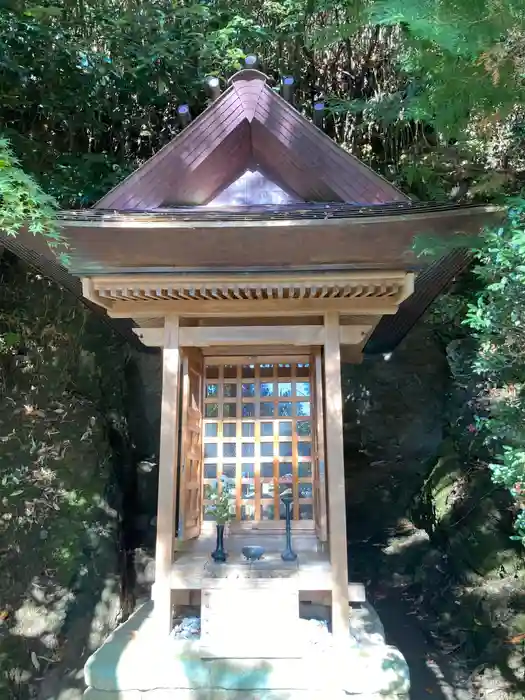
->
[[95, 69, 409, 210]]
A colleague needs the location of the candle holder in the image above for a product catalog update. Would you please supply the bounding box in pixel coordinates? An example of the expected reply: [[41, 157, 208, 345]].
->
[[280, 490, 297, 561]]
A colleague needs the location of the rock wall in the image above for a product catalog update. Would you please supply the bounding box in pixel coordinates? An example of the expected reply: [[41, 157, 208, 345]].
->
[[342, 326, 449, 538], [0, 254, 131, 699], [124, 349, 162, 549]]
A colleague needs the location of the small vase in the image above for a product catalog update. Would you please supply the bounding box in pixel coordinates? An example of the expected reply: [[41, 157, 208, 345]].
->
[[211, 523, 227, 562]]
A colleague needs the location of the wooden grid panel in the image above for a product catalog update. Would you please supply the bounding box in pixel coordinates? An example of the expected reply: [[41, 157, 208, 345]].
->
[[202, 360, 313, 522]]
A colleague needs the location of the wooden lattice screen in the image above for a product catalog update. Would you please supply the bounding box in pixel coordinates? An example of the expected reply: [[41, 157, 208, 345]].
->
[[202, 360, 314, 522]]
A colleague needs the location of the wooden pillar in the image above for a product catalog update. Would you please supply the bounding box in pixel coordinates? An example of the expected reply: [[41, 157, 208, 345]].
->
[[152, 315, 180, 635], [323, 311, 349, 643]]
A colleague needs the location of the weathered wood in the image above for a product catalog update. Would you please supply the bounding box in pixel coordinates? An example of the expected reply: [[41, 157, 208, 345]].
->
[[219, 520, 314, 532], [323, 312, 349, 644], [93, 68, 405, 210], [152, 315, 180, 635]]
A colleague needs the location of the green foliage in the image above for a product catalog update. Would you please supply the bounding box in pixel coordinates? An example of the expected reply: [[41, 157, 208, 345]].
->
[[463, 201, 525, 544], [369, 0, 525, 136], [204, 480, 235, 524], [3, 0, 525, 206], [0, 138, 68, 264]]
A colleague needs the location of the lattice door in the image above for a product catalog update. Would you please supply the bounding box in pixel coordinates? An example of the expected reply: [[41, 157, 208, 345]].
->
[[202, 359, 314, 522], [178, 349, 204, 540]]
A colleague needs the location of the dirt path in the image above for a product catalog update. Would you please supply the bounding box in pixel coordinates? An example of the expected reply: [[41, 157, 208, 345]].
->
[[370, 589, 473, 700], [348, 525, 477, 700]]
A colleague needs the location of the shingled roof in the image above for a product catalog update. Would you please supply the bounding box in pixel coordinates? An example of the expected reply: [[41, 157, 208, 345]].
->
[[95, 69, 408, 209]]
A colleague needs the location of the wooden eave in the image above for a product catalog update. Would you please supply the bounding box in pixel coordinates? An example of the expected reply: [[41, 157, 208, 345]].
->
[[51, 203, 501, 275], [93, 69, 408, 209]]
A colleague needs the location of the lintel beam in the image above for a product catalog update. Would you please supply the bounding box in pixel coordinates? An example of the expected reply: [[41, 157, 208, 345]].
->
[[133, 324, 371, 348]]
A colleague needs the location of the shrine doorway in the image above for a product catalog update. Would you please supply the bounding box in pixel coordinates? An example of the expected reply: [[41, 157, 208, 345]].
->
[[176, 352, 328, 542]]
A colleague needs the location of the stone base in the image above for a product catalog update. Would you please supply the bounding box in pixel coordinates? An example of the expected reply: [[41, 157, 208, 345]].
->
[[85, 691, 408, 699], [84, 602, 410, 699]]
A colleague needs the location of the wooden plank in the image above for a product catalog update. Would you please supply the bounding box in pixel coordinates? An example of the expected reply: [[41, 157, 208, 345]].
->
[[235, 362, 242, 520], [312, 349, 328, 542], [223, 520, 315, 532], [91, 270, 406, 287], [204, 353, 311, 364], [254, 361, 262, 521], [152, 315, 180, 635], [291, 361, 299, 521], [323, 312, 349, 645], [108, 298, 401, 319], [179, 325, 325, 347]]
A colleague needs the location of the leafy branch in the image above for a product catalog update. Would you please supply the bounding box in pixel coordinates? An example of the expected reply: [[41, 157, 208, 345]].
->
[[0, 138, 69, 265]]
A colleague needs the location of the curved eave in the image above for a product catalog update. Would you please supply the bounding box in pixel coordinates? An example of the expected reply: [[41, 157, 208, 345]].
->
[[1, 203, 504, 356], [53, 204, 502, 275]]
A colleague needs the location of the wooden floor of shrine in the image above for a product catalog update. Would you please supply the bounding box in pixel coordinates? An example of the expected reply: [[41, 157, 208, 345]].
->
[[170, 535, 365, 601]]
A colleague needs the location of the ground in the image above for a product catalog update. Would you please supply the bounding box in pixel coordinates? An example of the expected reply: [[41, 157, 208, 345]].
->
[[350, 520, 525, 700]]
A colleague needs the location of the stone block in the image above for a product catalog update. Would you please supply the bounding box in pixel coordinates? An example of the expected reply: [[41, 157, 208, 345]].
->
[[312, 643, 410, 696], [207, 657, 321, 691], [85, 603, 209, 692], [201, 588, 298, 646], [348, 601, 386, 645], [84, 689, 141, 699], [207, 692, 350, 700]]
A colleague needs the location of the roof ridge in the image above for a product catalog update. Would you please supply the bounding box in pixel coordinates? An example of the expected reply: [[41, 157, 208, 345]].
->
[[232, 72, 267, 123], [229, 68, 269, 85]]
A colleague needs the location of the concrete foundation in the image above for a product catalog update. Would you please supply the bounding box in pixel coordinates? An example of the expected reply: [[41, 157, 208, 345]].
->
[[83, 602, 410, 699]]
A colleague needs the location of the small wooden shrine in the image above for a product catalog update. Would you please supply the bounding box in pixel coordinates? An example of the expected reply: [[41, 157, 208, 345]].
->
[[3, 63, 503, 698]]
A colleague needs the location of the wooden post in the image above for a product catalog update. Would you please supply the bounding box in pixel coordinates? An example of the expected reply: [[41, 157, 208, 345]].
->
[[152, 315, 180, 635], [323, 312, 349, 644]]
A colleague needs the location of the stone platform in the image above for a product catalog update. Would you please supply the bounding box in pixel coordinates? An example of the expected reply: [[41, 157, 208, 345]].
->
[[83, 601, 410, 700]]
